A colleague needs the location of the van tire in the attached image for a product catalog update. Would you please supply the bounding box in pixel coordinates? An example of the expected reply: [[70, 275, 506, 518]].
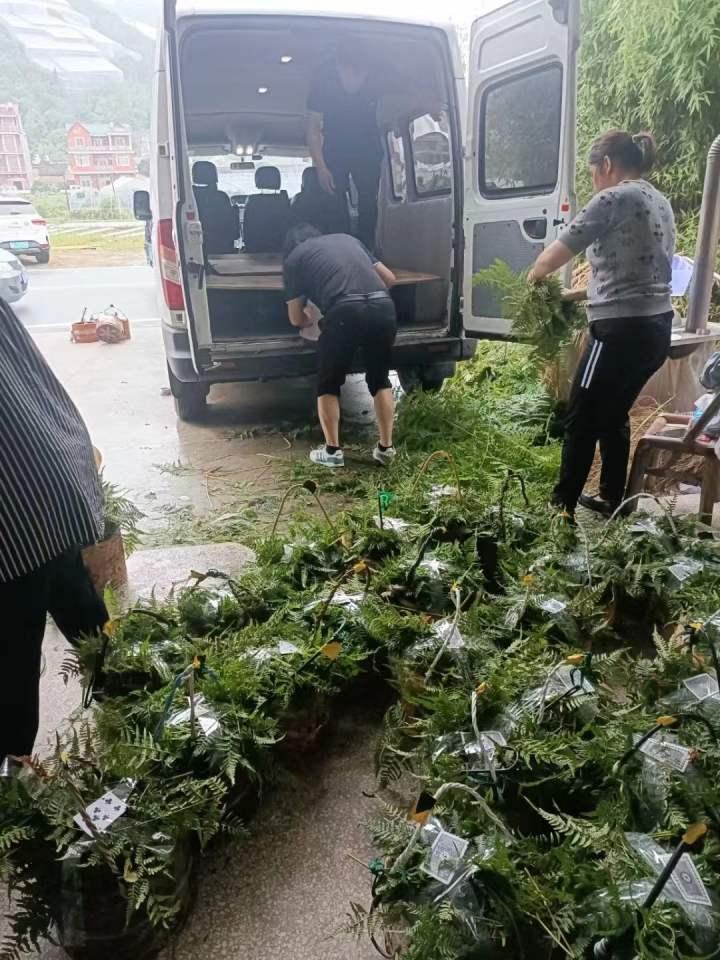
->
[[168, 366, 208, 421], [397, 364, 454, 394], [36, 251, 50, 264]]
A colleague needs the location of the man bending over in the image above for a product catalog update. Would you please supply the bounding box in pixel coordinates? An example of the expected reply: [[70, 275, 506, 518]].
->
[[283, 224, 397, 467]]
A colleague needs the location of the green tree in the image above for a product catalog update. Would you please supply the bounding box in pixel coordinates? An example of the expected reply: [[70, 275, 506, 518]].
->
[[577, 0, 720, 224]]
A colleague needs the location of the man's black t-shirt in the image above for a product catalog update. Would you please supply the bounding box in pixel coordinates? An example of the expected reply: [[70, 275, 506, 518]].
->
[[306, 61, 383, 161], [283, 234, 386, 315]]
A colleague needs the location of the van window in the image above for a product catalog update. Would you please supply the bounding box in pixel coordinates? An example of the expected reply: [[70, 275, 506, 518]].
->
[[410, 112, 451, 197], [387, 131, 407, 202], [480, 64, 562, 197]]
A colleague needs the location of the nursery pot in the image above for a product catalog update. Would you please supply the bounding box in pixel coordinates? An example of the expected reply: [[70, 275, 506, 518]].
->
[[58, 839, 195, 960], [82, 523, 128, 597]]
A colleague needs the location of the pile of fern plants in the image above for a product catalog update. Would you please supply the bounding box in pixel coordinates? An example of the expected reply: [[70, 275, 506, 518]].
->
[[3, 343, 720, 960]]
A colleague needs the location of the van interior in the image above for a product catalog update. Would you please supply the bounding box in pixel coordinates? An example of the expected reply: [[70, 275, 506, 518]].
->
[[178, 18, 456, 344]]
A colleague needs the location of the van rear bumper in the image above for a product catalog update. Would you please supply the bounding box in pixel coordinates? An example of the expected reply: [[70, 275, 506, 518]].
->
[[163, 325, 476, 384]]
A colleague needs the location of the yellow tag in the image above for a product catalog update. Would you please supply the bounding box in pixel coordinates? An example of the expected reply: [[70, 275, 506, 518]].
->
[[566, 653, 584, 666], [352, 560, 369, 575], [411, 808, 432, 826], [475, 682, 488, 696], [59, 750, 70, 765], [690, 621, 704, 631], [657, 715, 678, 727], [102, 620, 116, 637], [683, 822, 708, 846], [192, 656, 202, 670], [123, 860, 139, 883], [320, 641, 342, 660], [522, 574, 534, 587]]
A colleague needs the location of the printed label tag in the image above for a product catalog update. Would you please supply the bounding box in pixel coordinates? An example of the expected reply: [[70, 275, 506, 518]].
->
[[636, 735, 691, 773], [249, 641, 301, 662], [664, 853, 712, 906], [668, 558, 704, 583], [683, 673, 720, 701], [422, 830, 469, 884], [74, 789, 129, 837], [536, 596, 568, 615]]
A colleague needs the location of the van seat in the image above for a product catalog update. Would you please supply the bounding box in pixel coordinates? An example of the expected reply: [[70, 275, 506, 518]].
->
[[243, 166, 291, 253], [192, 160, 239, 255]]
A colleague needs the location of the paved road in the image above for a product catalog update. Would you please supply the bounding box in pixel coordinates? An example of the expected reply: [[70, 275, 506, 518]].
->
[[14, 265, 158, 328]]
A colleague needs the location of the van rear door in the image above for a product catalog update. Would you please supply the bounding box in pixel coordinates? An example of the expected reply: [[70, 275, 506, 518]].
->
[[463, 0, 579, 337], [162, 0, 211, 368]]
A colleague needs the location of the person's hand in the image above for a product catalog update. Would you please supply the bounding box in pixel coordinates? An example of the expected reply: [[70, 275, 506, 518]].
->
[[527, 267, 539, 284], [561, 288, 587, 302], [317, 165, 335, 194], [301, 306, 317, 327]]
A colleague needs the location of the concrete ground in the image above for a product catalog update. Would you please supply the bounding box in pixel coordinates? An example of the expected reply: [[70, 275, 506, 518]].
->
[[1, 323, 384, 960]]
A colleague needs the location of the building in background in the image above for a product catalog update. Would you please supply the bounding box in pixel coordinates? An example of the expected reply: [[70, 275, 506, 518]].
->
[[0, 0, 129, 89], [31, 156, 67, 187], [66, 122, 137, 189], [0, 102, 33, 192]]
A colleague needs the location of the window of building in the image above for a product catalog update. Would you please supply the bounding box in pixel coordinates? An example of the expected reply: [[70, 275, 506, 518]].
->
[[76, 155, 90, 167], [74, 136, 85, 147], [0, 157, 7, 172], [117, 155, 130, 166], [480, 64, 563, 197], [95, 156, 112, 167], [386, 131, 407, 202], [409, 112, 452, 197], [91, 136, 109, 147], [1, 134, 18, 153], [112, 136, 130, 147], [80, 177, 93, 187], [0, 118, 18, 133]]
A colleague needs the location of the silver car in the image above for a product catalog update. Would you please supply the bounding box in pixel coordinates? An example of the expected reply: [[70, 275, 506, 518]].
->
[[0, 247, 28, 303]]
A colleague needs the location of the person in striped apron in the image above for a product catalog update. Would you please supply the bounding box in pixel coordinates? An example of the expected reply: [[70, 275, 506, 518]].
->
[[0, 298, 108, 769], [529, 130, 675, 519]]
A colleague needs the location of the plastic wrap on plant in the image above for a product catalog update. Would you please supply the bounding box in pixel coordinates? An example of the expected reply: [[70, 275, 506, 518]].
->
[[428, 484, 459, 506], [167, 694, 221, 738], [563, 550, 589, 583], [667, 557, 705, 591], [304, 590, 364, 614], [628, 517, 662, 536], [520, 664, 595, 715], [248, 640, 302, 663], [432, 731, 509, 774], [374, 516, 411, 532], [418, 557, 448, 577], [704, 613, 720, 646], [410, 617, 465, 659], [626, 833, 716, 947], [533, 595, 581, 642]]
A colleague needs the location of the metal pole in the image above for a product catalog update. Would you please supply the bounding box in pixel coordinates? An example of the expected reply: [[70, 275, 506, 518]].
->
[[686, 135, 720, 333]]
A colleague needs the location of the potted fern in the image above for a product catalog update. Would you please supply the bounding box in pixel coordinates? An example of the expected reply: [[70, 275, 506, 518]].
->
[[83, 477, 143, 598]]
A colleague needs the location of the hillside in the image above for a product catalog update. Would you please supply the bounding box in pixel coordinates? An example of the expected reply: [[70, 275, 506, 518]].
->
[[0, 1, 154, 159]]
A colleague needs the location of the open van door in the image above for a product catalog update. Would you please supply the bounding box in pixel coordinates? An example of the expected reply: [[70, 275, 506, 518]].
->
[[463, 0, 579, 337], [162, 0, 210, 368]]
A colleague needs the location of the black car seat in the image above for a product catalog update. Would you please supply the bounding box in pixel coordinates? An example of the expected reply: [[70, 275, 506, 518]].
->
[[192, 160, 239, 256], [242, 166, 291, 253]]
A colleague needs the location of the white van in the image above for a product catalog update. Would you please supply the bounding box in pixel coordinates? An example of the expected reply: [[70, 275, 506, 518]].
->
[[136, 0, 579, 420]]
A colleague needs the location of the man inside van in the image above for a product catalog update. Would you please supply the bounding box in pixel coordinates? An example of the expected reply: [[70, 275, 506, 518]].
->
[[283, 224, 397, 467], [306, 39, 384, 250]]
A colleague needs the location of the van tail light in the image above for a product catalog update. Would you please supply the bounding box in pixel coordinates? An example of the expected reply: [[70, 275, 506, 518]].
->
[[31, 218, 46, 226], [157, 219, 185, 311]]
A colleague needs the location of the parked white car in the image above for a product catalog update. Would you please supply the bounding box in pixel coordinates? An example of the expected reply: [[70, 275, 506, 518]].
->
[[0, 248, 28, 303], [0, 197, 50, 264]]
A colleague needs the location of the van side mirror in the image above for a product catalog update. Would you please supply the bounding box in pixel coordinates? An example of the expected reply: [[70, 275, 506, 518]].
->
[[133, 190, 152, 221]]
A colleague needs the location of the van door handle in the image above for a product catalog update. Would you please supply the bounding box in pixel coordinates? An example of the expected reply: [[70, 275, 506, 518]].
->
[[186, 259, 205, 290], [523, 217, 547, 240], [552, 218, 566, 227]]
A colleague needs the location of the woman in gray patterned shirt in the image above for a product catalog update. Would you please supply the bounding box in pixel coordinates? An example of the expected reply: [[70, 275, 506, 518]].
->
[[529, 130, 675, 519]]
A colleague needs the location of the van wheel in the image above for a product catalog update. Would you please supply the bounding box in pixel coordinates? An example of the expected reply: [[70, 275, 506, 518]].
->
[[36, 251, 50, 264], [398, 365, 452, 394], [168, 366, 208, 421]]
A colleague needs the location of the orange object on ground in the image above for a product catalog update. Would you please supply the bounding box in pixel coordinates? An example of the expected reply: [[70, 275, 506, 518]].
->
[[70, 319, 98, 343]]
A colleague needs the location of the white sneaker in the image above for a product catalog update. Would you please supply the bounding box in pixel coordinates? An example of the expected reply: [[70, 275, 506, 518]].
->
[[310, 446, 344, 467], [373, 444, 396, 466]]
